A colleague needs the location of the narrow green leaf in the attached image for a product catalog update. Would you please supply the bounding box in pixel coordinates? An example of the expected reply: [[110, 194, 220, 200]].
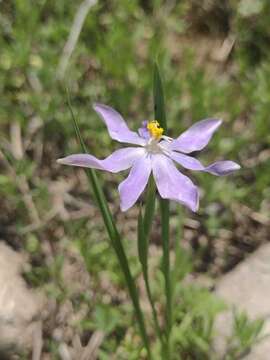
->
[[138, 206, 163, 345], [66, 90, 152, 359], [143, 175, 156, 239], [160, 200, 171, 331], [171, 207, 191, 312], [153, 62, 167, 131], [138, 207, 147, 271], [138, 172, 163, 346]]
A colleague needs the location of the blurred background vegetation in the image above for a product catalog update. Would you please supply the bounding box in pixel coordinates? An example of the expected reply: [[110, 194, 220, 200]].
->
[[0, 0, 269, 358]]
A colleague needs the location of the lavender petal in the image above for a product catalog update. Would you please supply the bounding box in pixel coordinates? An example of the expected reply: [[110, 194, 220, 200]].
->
[[169, 151, 240, 176], [57, 147, 145, 173], [118, 155, 151, 211], [205, 160, 241, 176], [170, 118, 222, 153], [152, 154, 199, 212], [169, 151, 205, 170], [93, 103, 146, 146], [138, 120, 151, 139]]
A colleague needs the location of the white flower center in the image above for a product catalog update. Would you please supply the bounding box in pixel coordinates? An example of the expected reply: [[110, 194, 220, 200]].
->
[[145, 138, 164, 154]]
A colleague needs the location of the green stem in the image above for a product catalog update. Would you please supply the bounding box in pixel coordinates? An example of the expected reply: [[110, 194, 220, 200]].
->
[[143, 176, 156, 239], [161, 199, 171, 359], [140, 178, 164, 345], [91, 173, 152, 360], [67, 94, 152, 359], [143, 266, 164, 345], [171, 206, 184, 308], [153, 62, 172, 358]]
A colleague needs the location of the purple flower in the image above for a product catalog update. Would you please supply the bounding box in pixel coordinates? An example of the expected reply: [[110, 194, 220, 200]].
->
[[57, 104, 240, 212]]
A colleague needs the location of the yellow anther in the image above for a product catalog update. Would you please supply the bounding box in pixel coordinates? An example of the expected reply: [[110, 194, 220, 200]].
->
[[147, 120, 164, 140]]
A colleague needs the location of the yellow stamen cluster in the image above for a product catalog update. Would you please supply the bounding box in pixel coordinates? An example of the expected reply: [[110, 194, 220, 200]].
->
[[147, 120, 164, 140]]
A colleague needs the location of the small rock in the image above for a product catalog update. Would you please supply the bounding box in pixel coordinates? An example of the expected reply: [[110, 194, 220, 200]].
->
[[215, 243, 270, 359], [0, 242, 44, 354]]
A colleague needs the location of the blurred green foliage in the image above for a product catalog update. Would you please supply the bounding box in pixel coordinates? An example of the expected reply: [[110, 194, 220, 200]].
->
[[0, 0, 269, 358]]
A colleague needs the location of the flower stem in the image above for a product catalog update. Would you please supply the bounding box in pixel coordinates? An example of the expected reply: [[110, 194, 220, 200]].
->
[[153, 62, 172, 358], [138, 178, 165, 347], [67, 92, 152, 360], [161, 199, 172, 359], [143, 260, 164, 345]]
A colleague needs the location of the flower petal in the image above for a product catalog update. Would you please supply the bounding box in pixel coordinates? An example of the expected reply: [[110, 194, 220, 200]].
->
[[118, 155, 151, 211], [169, 151, 205, 171], [138, 121, 151, 140], [57, 147, 145, 173], [205, 160, 241, 176], [152, 154, 199, 212], [169, 118, 222, 153], [93, 103, 146, 146], [169, 151, 240, 176]]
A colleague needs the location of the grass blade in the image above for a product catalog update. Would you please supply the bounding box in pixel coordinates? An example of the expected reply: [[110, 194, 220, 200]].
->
[[66, 90, 152, 359], [139, 175, 164, 345], [138, 206, 163, 345], [143, 175, 156, 239], [153, 62, 167, 132], [138, 207, 147, 270]]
